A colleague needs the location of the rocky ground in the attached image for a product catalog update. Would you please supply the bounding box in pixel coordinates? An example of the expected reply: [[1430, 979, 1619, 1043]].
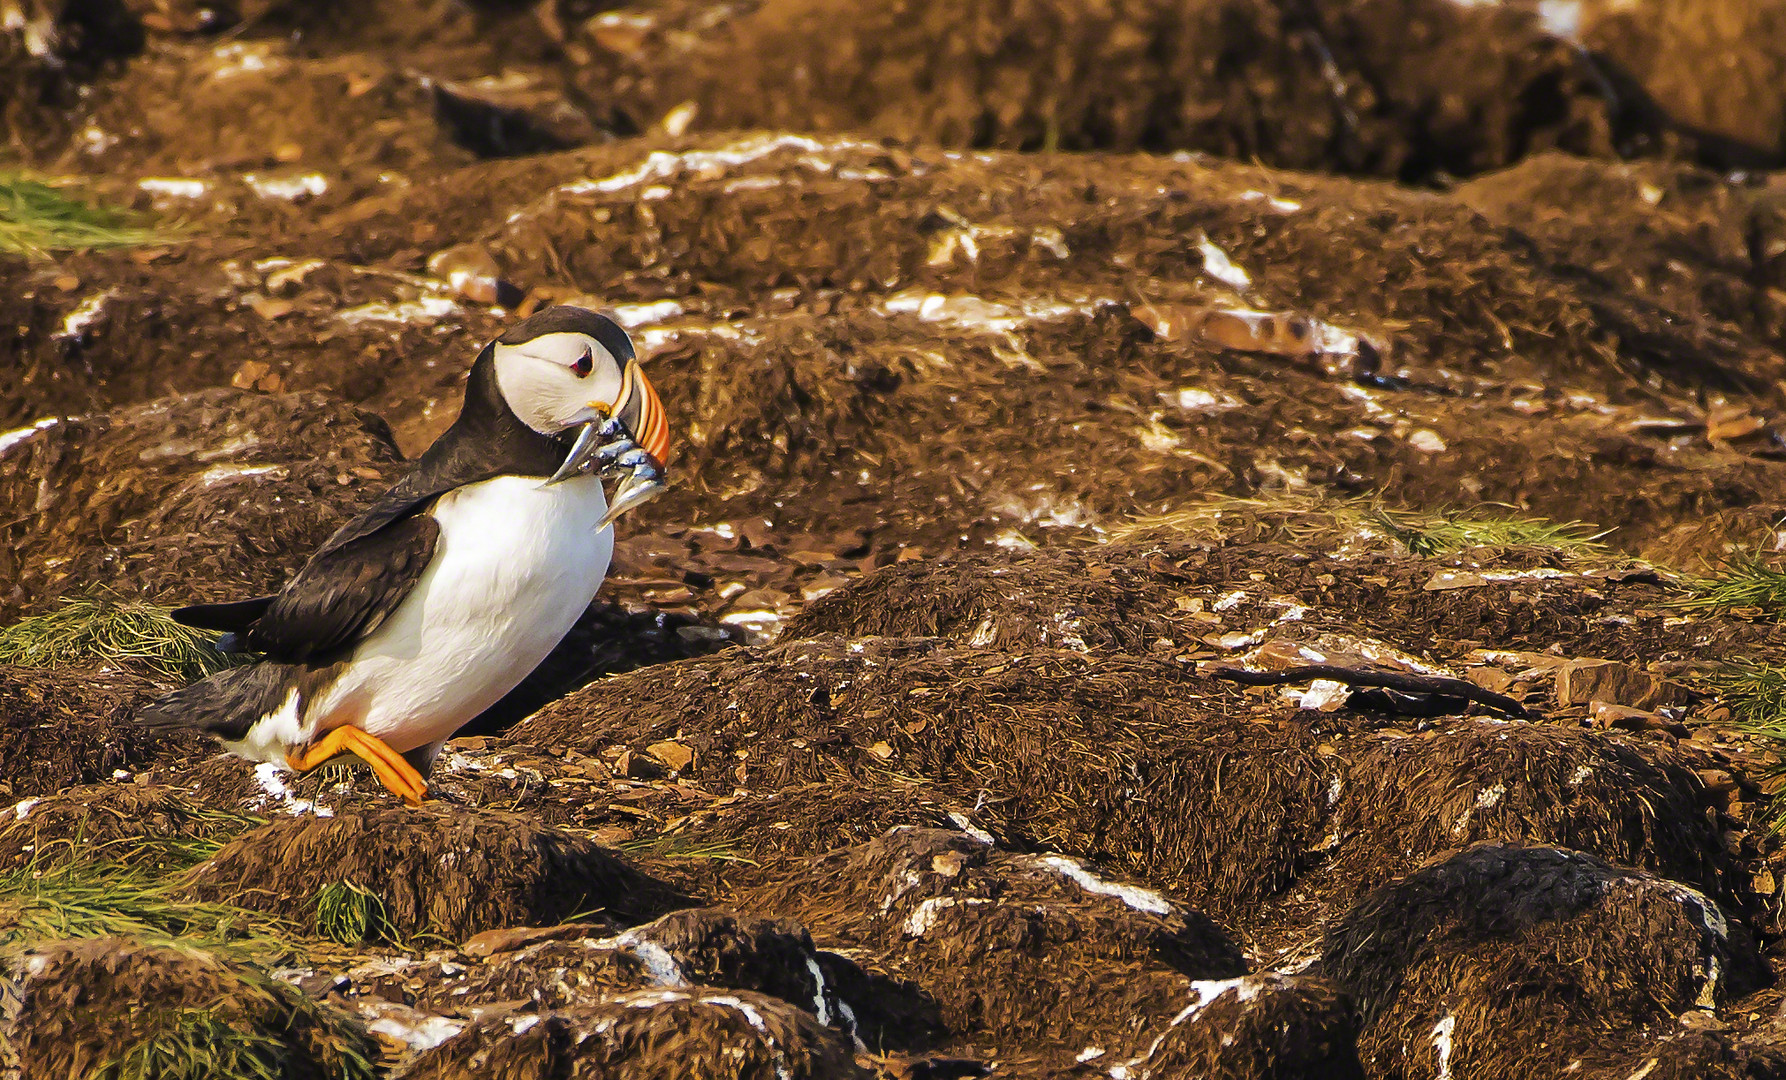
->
[[7, 0, 1786, 1077]]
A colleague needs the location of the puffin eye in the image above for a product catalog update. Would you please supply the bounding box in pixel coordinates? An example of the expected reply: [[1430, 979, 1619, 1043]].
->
[[571, 346, 593, 379]]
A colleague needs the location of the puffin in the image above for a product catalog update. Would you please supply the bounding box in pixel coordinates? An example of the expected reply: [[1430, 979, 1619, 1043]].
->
[[138, 306, 672, 806]]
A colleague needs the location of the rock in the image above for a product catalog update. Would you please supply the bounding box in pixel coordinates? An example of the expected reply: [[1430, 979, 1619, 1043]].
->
[[1592, 701, 1686, 734], [427, 71, 600, 158], [426, 242, 517, 306], [461, 921, 613, 957], [1556, 658, 1693, 710], [1424, 570, 1488, 590], [645, 739, 695, 773]]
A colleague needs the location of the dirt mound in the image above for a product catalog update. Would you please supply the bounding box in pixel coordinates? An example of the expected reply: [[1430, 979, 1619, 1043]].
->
[[1324, 721, 1752, 922], [1456, 153, 1786, 355], [0, 666, 204, 799], [0, 246, 511, 456], [612, 908, 840, 1010], [418, 137, 1786, 557], [1579, 0, 1786, 164], [788, 539, 1785, 676], [0, 782, 259, 869], [1106, 973, 1365, 1080], [1320, 843, 1772, 1079], [399, 987, 869, 1080], [180, 805, 693, 940], [6, 936, 376, 1080], [619, 0, 1786, 174], [515, 636, 1338, 917], [600, 0, 1626, 178], [0, 387, 402, 617], [517, 631, 1755, 946], [10, 136, 1786, 562], [739, 827, 1245, 1055], [59, 41, 465, 184], [334, 906, 940, 1058]]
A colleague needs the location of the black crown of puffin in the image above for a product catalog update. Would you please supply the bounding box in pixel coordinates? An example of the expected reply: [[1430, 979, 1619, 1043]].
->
[[490, 305, 673, 524], [138, 305, 674, 808]]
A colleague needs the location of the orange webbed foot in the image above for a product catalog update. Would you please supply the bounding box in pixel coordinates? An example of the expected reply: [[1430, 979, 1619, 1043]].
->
[[288, 726, 428, 807]]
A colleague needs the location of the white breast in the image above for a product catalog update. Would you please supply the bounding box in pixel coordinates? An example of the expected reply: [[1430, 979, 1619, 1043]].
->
[[304, 473, 614, 754]]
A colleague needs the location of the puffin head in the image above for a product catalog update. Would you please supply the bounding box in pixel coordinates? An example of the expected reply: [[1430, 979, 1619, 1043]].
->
[[489, 305, 671, 463]]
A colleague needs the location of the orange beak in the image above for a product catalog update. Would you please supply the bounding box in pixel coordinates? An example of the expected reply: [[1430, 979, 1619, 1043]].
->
[[616, 360, 671, 463]]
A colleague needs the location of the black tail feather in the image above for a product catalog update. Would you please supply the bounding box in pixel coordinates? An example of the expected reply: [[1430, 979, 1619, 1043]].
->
[[171, 596, 275, 633], [135, 662, 292, 743]]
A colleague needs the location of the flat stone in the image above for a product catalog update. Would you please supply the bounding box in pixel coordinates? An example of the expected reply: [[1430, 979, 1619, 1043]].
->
[[1424, 570, 1488, 590], [1556, 659, 1691, 710], [462, 922, 611, 957]]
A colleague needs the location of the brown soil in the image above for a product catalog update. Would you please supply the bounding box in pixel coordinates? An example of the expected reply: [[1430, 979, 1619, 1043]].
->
[[0, 666, 205, 798], [0, 388, 402, 617], [6, 936, 377, 1079]]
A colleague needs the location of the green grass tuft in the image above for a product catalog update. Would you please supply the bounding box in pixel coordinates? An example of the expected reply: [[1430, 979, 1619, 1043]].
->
[[83, 959, 379, 1080], [313, 881, 385, 946], [1676, 556, 1786, 616], [0, 857, 292, 962], [0, 172, 172, 259], [616, 833, 757, 865], [1704, 659, 1786, 827], [0, 594, 242, 683], [1372, 507, 1610, 558], [1109, 494, 1610, 558], [92, 1009, 303, 1080], [21, 815, 260, 876]]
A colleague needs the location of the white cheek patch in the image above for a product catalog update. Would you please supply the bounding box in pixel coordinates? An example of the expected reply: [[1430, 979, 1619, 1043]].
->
[[493, 336, 624, 433]]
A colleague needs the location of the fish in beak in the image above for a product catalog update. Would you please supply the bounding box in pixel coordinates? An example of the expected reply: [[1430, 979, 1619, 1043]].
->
[[545, 360, 672, 529]]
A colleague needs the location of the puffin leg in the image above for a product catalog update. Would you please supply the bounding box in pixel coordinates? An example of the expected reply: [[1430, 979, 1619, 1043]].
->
[[287, 726, 428, 807]]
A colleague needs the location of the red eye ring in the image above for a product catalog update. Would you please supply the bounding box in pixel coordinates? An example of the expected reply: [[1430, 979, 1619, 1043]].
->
[[571, 346, 593, 378]]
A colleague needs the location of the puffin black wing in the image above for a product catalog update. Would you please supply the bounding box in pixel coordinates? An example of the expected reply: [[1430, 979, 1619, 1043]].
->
[[171, 510, 441, 663], [241, 513, 441, 662]]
